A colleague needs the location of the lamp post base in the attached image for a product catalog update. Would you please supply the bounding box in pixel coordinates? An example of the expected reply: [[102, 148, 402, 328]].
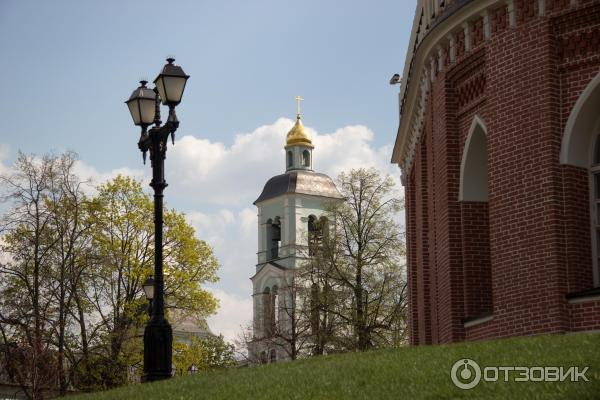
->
[[143, 318, 173, 382]]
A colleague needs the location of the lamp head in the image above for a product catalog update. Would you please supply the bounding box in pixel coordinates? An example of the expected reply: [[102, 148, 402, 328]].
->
[[153, 57, 190, 107], [125, 80, 157, 127]]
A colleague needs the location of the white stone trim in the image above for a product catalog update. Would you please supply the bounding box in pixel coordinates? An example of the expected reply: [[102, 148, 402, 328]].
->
[[482, 10, 491, 40], [448, 34, 456, 63], [507, 0, 517, 29], [464, 314, 494, 328], [437, 46, 445, 73], [463, 22, 472, 52]]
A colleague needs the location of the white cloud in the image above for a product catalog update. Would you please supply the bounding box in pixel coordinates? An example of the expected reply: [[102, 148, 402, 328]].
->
[[72, 160, 146, 194], [166, 118, 400, 208], [207, 288, 253, 342], [185, 209, 236, 250]]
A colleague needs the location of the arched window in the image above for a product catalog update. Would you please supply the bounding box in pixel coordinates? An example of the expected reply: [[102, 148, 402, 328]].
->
[[308, 215, 320, 256], [319, 216, 329, 239], [302, 150, 310, 167], [263, 287, 272, 337], [287, 151, 293, 168], [271, 217, 281, 259], [269, 349, 276, 363], [266, 217, 281, 260], [260, 351, 267, 364], [460, 116, 493, 319], [561, 71, 600, 287], [459, 118, 488, 201], [591, 134, 600, 282]]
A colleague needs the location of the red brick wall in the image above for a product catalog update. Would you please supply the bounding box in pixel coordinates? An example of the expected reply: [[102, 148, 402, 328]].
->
[[485, 1, 569, 338], [569, 299, 600, 331], [406, 169, 418, 345], [562, 165, 594, 293], [461, 202, 493, 318], [404, 0, 600, 345]]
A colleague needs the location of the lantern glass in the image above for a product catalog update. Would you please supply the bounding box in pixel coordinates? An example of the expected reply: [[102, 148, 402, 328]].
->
[[126, 99, 142, 125], [143, 277, 155, 300]]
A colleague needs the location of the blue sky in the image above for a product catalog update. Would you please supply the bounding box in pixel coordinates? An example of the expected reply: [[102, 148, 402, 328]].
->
[[0, 0, 415, 340]]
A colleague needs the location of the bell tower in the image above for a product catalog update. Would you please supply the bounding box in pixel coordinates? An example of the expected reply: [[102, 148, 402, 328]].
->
[[248, 98, 343, 363]]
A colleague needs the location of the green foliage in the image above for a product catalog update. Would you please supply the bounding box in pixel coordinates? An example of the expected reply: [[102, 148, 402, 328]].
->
[[0, 153, 221, 394], [172, 335, 236, 376], [72, 333, 600, 400]]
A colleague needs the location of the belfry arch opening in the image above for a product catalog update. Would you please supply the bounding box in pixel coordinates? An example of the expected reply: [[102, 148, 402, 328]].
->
[[266, 217, 281, 260]]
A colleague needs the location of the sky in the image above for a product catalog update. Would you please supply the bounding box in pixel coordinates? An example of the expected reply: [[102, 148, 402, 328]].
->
[[0, 0, 416, 341]]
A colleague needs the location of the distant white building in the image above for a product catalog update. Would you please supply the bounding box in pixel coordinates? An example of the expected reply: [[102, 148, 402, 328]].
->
[[249, 108, 343, 363]]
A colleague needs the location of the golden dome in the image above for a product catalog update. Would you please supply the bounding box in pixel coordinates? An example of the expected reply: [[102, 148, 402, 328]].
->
[[286, 114, 314, 148]]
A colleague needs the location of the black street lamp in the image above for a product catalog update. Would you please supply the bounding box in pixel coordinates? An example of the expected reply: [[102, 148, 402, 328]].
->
[[125, 57, 189, 383]]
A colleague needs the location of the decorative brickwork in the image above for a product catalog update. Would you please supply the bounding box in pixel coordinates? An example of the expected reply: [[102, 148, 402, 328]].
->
[[395, 0, 600, 345]]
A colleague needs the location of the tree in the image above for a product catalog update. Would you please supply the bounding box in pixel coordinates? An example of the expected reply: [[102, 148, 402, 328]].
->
[[0, 152, 221, 395], [0, 153, 85, 399], [85, 175, 219, 384], [330, 168, 407, 350], [172, 335, 236, 375]]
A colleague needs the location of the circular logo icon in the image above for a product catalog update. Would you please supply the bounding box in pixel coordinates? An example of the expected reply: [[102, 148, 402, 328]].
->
[[451, 359, 481, 390]]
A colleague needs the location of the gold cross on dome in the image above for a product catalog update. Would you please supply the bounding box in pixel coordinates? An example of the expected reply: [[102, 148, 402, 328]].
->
[[295, 96, 304, 115]]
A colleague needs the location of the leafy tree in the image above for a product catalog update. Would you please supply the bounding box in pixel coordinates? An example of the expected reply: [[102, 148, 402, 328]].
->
[[0, 153, 221, 396], [85, 175, 219, 384], [172, 335, 236, 375], [331, 168, 407, 350], [0, 152, 70, 399], [290, 168, 407, 354]]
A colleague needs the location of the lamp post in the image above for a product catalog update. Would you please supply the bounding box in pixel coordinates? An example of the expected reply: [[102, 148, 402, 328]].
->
[[125, 57, 189, 383]]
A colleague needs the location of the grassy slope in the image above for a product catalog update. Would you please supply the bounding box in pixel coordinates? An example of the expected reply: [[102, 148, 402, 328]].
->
[[74, 333, 600, 400]]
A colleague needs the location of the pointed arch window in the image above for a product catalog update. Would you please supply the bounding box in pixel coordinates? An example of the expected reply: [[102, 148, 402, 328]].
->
[[459, 117, 493, 319], [459, 119, 489, 201], [591, 134, 600, 282]]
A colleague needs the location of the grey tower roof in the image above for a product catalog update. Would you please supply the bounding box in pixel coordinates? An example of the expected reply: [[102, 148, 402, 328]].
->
[[254, 170, 343, 204]]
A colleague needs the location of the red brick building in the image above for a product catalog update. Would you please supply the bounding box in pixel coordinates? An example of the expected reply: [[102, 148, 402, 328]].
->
[[392, 0, 600, 345]]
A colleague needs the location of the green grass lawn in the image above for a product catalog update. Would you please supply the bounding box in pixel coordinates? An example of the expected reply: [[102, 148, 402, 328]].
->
[[73, 332, 600, 400]]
